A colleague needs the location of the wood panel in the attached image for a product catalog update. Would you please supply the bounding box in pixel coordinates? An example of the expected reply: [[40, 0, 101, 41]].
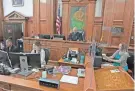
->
[[62, 2, 69, 39], [101, 0, 134, 46], [0, 0, 3, 40], [25, 0, 56, 37], [129, 22, 134, 47], [122, 0, 134, 45], [93, 17, 103, 42], [102, 0, 115, 44], [62, 0, 96, 41]]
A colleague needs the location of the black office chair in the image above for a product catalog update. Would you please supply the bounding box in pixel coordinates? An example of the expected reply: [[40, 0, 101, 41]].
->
[[127, 51, 134, 78], [52, 34, 66, 40], [39, 34, 51, 39], [17, 39, 23, 52], [43, 48, 50, 65]]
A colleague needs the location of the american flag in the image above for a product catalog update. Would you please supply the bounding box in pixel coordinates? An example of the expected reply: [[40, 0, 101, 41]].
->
[[56, 1, 62, 35]]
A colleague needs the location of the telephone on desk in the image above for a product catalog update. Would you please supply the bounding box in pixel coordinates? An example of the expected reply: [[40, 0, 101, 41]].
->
[[62, 49, 78, 64]]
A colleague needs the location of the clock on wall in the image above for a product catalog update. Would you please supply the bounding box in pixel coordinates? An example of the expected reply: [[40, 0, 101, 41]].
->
[[12, 0, 24, 7]]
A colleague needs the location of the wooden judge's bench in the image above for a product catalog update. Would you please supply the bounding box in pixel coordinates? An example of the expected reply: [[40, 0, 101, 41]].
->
[[23, 37, 134, 61]]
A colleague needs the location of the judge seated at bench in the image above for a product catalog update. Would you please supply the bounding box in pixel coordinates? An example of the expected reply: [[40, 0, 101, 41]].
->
[[31, 41, 46, 68], [102, 43, 129, 71], [68, 27, 85, 41]]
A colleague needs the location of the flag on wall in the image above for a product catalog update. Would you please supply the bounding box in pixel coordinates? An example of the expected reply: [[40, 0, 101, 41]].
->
[[56, 0, 62, 35]]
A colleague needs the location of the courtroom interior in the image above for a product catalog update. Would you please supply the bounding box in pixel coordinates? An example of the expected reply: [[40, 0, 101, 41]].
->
[[0, 0, 134, 91]]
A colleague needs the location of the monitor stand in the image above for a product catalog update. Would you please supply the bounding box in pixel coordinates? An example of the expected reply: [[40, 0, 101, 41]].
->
[[18, 56, 33, 77]]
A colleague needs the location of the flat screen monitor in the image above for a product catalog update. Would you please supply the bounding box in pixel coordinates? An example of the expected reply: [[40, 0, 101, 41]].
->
[[9, 53, 41, 69], [0, 50, 12, 67], [26, 53, 41, 68], [8, 52, 20, 68]]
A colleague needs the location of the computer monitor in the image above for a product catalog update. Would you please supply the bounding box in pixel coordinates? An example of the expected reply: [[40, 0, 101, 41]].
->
[[8, 52, 20, 68], [0, 50, 12, 68], [9, 53, 41, 69], [26, 53, 41, 68], [9, 53, 41, 76]]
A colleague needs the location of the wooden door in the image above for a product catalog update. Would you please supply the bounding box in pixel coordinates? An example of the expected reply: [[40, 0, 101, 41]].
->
[[3, 22, 22, 45]]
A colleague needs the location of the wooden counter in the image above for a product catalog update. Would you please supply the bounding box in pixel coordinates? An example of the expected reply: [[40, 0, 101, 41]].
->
[[102, 46, 134, 55], [24, 37, 134, 61], [95, 67, 134, 91], [58, 58, 85, 68], [24, 37, 90, 61], [0, 55, 96, 91]]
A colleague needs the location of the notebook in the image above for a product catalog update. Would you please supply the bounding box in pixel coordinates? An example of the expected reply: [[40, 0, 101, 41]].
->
[[60, 75, 78, 84]]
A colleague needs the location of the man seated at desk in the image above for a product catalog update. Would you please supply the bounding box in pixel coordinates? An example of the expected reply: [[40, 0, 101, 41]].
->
[[102, 43, 129, 71], [4, 39, 18, 52], [31, 41, 46, 68]]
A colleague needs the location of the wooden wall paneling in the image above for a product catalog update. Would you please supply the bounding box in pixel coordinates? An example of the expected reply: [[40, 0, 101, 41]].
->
[[101, 0, 105, 17], [40, 0, 55, 35], [46, 0, 51, 35], [129, 22, 134, 46], [33, 0, 40, 35], [62, 2, 69, 39], [111, 0, 126, 45], [113, 0, 125, 21], [93, 17, 103, 42], [27, 18, 34, 37], [26, 0, 56, 37], [86, 1, 96, 41], [40, 0, 47, 34], [93, 0, 104, 42], [50, 0, 56, 35], [102, 0, 115, 45], [0, 0, 3, 40], [122, 0, 134, 45]]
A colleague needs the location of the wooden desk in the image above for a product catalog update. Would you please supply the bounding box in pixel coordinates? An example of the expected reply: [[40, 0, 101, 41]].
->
[[95, 67, 134, 91], [58, 58, 85, 68], [0, 55, 96, 91], [0, 69, 84, 91], [58, 54, 89, 68]]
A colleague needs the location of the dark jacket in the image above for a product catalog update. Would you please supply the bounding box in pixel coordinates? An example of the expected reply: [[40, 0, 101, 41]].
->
[[68, 32, 80, 41], [4, 45, 18, 52]]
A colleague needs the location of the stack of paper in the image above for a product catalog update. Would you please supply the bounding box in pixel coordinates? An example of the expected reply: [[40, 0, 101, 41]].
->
[[110, 69, 120, 73], [60, 75, 78, 84]]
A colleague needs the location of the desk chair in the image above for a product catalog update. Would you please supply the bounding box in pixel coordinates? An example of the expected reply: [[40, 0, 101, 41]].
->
[[43, 48, 50, 65], [17, 39, 23, 52], [127, 52, 134, 78], [39, 34, 51, 39]]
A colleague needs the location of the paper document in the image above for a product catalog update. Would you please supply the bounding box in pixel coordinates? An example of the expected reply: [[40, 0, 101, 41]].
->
[[110, 69, 120, 73], [60, 75, 78, 84]]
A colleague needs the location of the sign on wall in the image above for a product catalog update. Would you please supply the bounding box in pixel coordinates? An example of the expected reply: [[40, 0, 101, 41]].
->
[[12, 0, 24, 7], [3, 0, 33, 17]]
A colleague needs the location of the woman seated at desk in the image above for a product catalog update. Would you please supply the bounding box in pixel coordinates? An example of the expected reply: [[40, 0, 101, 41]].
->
[[31, 41, 46, 68], [103, 43, 129, 71]]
